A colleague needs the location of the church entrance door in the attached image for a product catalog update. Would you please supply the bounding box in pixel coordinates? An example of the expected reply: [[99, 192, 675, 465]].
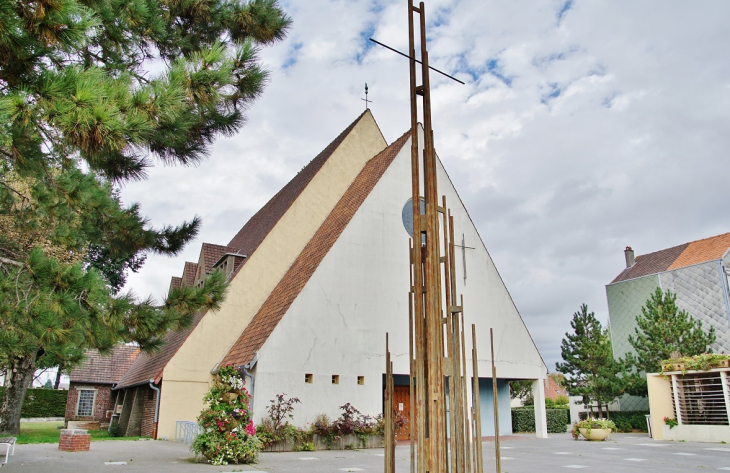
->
[[393, 385, 415, 440]]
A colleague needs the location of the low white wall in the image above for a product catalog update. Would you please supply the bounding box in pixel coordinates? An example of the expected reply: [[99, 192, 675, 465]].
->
[[662, 424, 730, 443]]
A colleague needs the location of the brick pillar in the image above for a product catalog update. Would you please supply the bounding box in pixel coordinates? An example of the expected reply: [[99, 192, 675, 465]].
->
[[59, 429, 91, 452]]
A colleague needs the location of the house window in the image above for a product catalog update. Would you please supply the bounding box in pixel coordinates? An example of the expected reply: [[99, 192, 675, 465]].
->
[[305, 373, 313, 384], [358, 376, 365, 385], [332, 375, 339, 385], [76, 389, 96, 417]]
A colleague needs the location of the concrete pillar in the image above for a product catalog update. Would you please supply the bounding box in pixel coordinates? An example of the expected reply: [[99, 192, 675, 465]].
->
[[532, 379, 548, 438], [125, 386, 145, 436], [117, 389, 133, 435]]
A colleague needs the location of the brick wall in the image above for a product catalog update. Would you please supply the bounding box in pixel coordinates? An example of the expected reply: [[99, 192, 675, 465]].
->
[[141, 384, 160, 438], [58, 429, 91, 452], [65, 383, 114, 424]]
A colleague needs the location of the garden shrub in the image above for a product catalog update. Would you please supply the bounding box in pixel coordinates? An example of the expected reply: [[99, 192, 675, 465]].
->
[[511, 408, 569, 433], [0, 387, 67, 418], [192, 365, 262, 465], [256, 394, 312, 450]]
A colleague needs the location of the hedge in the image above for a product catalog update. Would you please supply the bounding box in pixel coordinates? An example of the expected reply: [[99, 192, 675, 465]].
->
[[511, 408, 569, 434], [578, 410, 649, 432], [0, 387, 68, 418]]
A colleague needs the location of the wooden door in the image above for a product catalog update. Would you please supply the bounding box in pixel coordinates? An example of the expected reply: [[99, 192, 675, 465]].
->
[[393, 385, 415, 440]]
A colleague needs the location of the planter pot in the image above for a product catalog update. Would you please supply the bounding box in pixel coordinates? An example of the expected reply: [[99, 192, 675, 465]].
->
[[262, 440, 295, 452], [579, 428, 611, 441], [264, 434, 384, 452], [313, 434, 385, 450], [661, 362, 684, 372]]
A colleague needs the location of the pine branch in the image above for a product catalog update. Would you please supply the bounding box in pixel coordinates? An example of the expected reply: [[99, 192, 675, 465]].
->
[[0, 257, 23, 267]]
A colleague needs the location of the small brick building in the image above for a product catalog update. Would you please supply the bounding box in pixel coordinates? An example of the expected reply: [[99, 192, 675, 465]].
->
[[65, 346, 140, 430]]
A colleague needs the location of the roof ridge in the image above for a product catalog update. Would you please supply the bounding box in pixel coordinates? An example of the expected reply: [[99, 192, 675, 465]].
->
[[219, 129, 411, 367], [636, 231, 730, 258], [224, 111, 374, 277], [117, 112, 377, 389]]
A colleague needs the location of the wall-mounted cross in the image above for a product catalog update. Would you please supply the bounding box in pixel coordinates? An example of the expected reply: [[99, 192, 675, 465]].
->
[[454, 233, 475, 285]]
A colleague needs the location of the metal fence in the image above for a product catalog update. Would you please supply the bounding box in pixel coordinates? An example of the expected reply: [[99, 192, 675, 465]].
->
[[174, 421, 202, 445]]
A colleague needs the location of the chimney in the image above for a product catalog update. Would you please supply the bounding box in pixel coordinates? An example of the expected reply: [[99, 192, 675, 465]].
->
[[624, 246, 635, 268]]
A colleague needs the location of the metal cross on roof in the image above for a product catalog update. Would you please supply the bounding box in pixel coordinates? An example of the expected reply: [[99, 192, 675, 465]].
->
[[361, 83, 372, 110]]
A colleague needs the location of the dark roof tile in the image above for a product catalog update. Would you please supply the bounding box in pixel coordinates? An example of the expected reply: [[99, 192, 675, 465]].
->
[[69, 346, 140, 385]]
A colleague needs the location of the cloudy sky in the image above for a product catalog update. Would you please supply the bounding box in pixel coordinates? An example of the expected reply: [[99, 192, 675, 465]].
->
[[121, 0, 730, 370]]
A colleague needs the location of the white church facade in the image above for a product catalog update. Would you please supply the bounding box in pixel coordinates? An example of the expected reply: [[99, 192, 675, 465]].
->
[[112, 110, 549, 440]]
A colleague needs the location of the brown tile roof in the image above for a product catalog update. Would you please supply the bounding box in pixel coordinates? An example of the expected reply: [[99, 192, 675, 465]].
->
[[220, 130, 411, 367], [611, 232, 730, 284], [226, 110, 371, 275], [69, 345, 140, 385], [544, 377, 568, 401], [114, 311, 206, 389], [115, 112, 374, 387], [611, 243, 687, 283], [170, 277, 182, 291], [182, 262, 199, 286], [668, 232, 730, 270], [201, 243, 241, 274]]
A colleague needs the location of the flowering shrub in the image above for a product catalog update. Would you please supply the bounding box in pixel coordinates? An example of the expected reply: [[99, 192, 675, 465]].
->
[[256, 393, 313, 450], [192, 365, 262, 465], [311, 404, 405, 448], [664, 416, 679, 429]]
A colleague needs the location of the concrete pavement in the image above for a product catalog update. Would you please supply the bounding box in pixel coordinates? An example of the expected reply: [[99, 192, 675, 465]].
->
[[1, 433, 728, 472]]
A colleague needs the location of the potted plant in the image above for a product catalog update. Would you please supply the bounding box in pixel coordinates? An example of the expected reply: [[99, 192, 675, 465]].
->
[[571, 418, 615, 441]]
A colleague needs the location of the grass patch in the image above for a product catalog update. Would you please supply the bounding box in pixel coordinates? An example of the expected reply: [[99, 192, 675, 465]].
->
[[15, 422, 147, 444]]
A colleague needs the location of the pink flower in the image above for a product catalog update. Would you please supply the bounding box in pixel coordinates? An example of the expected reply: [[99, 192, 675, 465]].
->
[[245, 420, 256, 436]]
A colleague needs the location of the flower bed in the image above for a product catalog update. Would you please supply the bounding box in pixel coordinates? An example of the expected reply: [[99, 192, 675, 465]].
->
[[661, 354, 730, 374], [257, 399, 398, 452]]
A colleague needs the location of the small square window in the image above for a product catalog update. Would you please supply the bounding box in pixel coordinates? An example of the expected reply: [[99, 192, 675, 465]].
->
[[305, 373, 313, 384], [332, 375, 339, 385], [357, 376, 365, 385], [76, 389, 95, 417]]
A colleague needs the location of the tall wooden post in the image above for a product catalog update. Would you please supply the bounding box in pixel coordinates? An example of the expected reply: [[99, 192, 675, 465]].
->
[[490, 329, 500, 473], [385, 3, 486, 473]]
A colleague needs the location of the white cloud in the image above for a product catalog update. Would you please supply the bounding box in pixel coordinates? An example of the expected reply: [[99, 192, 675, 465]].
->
[[121, 0, 730, 370]]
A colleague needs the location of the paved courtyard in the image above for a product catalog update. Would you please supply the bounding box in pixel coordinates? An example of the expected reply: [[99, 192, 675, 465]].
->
[[2, 433, 729, 472]]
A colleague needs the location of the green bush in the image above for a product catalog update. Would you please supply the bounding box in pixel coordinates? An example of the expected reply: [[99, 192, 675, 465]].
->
[[0, 388, 68, 418], [587, 411, 648, 433], [511, 408, 569, 434]]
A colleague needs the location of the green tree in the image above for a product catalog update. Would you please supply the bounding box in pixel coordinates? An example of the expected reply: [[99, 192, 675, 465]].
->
[[556, 304, 625, 417], [622, 288, 716, 396], [509, 380, 533, 403], [0, 0, 291, 435]]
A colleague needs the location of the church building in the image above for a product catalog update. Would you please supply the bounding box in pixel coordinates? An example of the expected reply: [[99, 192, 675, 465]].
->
[[112, 110, 549, 440]]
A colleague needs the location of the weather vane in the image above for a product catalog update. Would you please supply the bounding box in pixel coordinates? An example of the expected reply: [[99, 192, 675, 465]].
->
[[361, 83, 372, 110]]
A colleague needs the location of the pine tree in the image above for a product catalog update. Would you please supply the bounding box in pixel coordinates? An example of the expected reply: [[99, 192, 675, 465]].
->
[[0, 0, 291, 434], [556, 304, 625, 417], [621, 288, 716, 396]]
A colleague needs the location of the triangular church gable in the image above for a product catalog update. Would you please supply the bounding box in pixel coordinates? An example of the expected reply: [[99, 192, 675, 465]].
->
[[231, 128, 546, 424], [220, 131, 411, 368], [225, 110, 382, 278], [152, 110, 388, 439]]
